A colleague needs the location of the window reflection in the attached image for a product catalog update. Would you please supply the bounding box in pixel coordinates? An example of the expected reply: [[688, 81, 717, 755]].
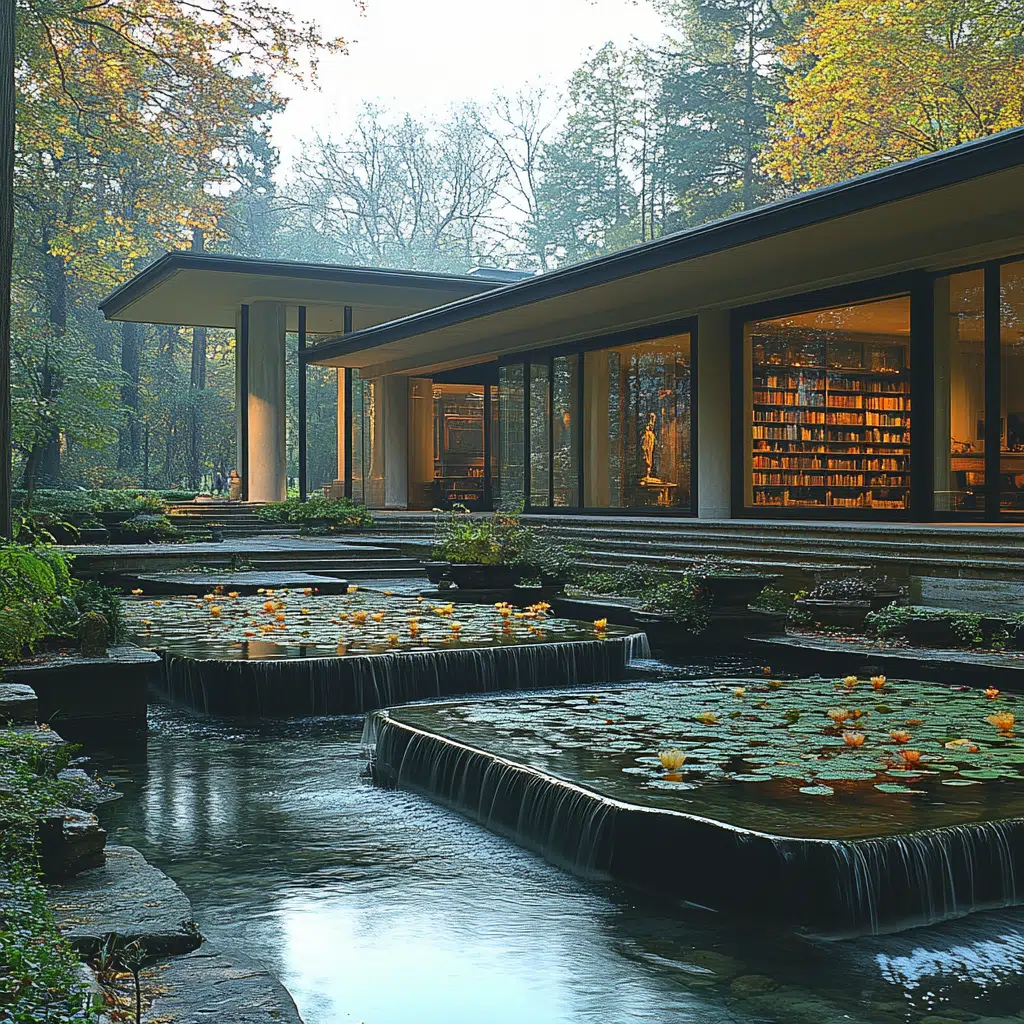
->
[[1001, 261, 1024, 513]]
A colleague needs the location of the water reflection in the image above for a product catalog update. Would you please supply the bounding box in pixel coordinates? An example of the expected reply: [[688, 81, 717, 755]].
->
[[95, 699, 1024, 1024]]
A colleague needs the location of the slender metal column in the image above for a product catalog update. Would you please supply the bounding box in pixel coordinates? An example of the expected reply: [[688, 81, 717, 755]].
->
[[239, 304, 249, 501], [984, 263, 1002, 520], [297, 305, 307, 502], [343, 305, 353, 501], [483, 384, 493, 510], [909, 273, 935, 520]]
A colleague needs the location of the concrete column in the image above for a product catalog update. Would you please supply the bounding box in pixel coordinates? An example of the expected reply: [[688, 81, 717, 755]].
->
[[933, 277, 953, 510], [234, 309, 244, 481], [382, 374, 409, 509], [247, 301, 287, 503], [697, 310, 732, 518]]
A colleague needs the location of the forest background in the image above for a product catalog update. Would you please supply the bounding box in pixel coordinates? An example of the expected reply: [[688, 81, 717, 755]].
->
[[9, 0, 1024, 496]]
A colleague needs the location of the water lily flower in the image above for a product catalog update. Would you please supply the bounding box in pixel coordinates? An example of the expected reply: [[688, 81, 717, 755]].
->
[[827, 707, 852, 725], [944, 738, 973, 749], [275, 613, 286, 623], [658, 748, 686, 771], [348, 585, 359, 594], [263, 601, 276, 613], [987, 712, 1015, 733], [152, 601, 163, 607], [339, 612, 349, 620], [899, 749, 923, 766], [352, 611, 368, 625], [871, 675, 887, 690], [257, 589, 266, 595], [450, 622, 463, 634], [372, 612, 385, 622], [733, 687, 745, 698], [130, 589, 143, 596], [889, 729, 912, 744], [594, 618, 608, 631], [843, 675, 858, 689], [203, 594, 216, 602], [300, 608, 311, 615], [210, 606, 222, 616], [842, 731, 865, 747], [228, 592, 240, 599], [409, 621, 420, 636], [696, 712, 718, 725], [383, 590, 393, 596], [387, 634, 399, 646], [141, 619, 152, 627], [416, 596, 424, 603], [986, 687, 1000, 699], [303, 588, 313, 596]]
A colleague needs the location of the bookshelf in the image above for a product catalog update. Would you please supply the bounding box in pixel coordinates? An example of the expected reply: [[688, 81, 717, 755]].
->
[[750, 335, 911, 509]]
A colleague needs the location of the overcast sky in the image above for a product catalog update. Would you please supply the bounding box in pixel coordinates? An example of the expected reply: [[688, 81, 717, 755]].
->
[[270, 0, 666, 171]]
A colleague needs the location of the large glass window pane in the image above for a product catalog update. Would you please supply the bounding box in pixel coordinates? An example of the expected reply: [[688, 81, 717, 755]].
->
[[934, 271, 985, 512], [305, 364, 340, 497], [350, 369, 364, 505], [430, 384, 486, 508], [552, 355, 579, 506], [1001, 261, 1024, 513], [408, 378, 434, 510], [583, 334, 692, 509], [744, 296, 911, 510], [529, 360, 550, 506], [497, 364, 524, 507]]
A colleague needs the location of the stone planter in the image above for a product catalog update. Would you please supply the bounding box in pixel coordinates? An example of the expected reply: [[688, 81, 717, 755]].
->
[[423, 561, 451, 586], [795, 598, 873, 630], [208, 525, 226, 543], [447, 563, 522, 591], [96, 509, 136, 527], [702, 574, 782, 609], [900, 618, 959, 648]]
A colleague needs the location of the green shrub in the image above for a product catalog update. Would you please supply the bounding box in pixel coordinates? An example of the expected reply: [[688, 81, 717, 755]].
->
[[641, 577, 711, 632], [71, 580, 125, 643], [117, 513, 179, 541], [865, 604, 985, 647], [431, 505, 533, 565], [0, 730, 100, 1023], [90, 489, 166, 514], [751, 585, 793, 613], [255, 496, 373, 531]]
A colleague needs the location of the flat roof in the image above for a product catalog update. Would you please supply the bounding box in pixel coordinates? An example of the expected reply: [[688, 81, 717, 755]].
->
[[99, 252, 505, 334], [306, 127, 1024, 375]]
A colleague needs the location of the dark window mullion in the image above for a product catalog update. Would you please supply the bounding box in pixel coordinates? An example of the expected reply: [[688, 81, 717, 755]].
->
[[985, 263, 1002, 519], [523, 361, 531, 510], [576, 353, 585, 509], [548, 354, 555, 508]]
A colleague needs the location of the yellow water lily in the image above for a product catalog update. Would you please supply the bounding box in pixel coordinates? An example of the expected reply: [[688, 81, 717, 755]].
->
[[658, 749, 686, 771]]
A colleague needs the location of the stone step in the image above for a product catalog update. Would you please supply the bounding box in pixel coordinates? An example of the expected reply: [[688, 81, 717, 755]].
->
[[139, 944, 303, 1024], [39, 807, 107, 879], [49, 844, 202, 958], [0, 682, 37, 724]]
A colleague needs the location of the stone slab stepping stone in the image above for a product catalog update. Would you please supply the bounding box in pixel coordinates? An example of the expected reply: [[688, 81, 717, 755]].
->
[[39, 807, 107, 879], [0, 682, 37, 724], [48, 844, 201, 957], [129, 570, 350, 594], [140, 944, 303, 1024]]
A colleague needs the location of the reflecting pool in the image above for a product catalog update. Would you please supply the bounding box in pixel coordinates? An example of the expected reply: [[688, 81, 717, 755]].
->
[[93, 662, 1024, 1024]]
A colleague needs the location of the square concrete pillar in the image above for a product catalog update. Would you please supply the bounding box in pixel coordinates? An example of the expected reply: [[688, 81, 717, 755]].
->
[[247, 301, 287, 503], [382, 375, 409, 509], [697, 310, 732, 519]]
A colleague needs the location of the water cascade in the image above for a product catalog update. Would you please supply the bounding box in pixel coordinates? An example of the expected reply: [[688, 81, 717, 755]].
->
[[159, 633, 650, 718], [365, 709, 1024, 936]]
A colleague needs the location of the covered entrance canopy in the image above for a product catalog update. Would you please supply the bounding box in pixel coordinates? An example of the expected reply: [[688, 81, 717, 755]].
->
[[99, 252, 507, 501]]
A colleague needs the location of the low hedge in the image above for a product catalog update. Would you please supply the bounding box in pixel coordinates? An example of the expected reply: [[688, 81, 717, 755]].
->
[[255, 496, 373, 531]]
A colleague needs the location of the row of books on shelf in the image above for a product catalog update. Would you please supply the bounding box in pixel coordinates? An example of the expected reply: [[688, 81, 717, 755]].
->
[[756, 373, 908, 393], [752, 393, 908, 411], [753, 425, 910, 443], [752, 491, 909, 509], [752, 472, 908, 487], [752, 456, 907, 471]]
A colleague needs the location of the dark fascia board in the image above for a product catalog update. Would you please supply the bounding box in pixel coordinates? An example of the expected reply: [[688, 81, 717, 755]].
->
[[98, 251, 504, 318], [304, 126, 1024, 365]]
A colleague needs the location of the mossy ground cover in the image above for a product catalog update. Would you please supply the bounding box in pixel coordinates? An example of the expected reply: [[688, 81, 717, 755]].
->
[[126, 587, 628, 659], [0, 729, 98, 1022], [390, 674, 1024, 840]]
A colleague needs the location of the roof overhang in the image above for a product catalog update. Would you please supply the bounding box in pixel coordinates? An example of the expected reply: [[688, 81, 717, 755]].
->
[[99, 253, 504, 334], [306, 128, 1024, 377]]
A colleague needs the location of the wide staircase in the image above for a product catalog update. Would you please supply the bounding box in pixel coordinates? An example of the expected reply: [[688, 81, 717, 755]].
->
[[165, 501, 299, 538], [372, 512, 1024, 582]]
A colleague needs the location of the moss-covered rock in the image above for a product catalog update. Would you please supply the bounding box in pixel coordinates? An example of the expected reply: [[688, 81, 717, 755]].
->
[[78, 611, 109, 658]]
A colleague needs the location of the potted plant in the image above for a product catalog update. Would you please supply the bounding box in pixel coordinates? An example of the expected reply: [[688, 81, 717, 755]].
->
[[796, 576, 904, 629], [429, 505, 529, 590], [684, 557, 781, 609]]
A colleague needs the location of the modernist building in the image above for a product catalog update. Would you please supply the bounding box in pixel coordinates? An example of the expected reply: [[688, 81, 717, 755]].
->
[[101, 127, 1024, 523]]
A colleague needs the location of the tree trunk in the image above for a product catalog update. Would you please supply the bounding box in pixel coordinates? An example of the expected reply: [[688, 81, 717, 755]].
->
[[38, 247, 66, 485], [118, 321, 142, 469], [0, 0, 13, 537]]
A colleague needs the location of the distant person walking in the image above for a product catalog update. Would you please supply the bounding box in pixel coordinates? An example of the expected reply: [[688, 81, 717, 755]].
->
[[213, 467, 225, 496]]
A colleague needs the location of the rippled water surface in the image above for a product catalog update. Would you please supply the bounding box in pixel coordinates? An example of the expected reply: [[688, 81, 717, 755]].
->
[[93, 660, 1024, 1024]]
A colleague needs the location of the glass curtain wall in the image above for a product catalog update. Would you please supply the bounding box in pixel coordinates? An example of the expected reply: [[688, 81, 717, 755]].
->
[[934, 271, 985, 511], [497, 364, 525, 507], [304, 365, 340, 497], [529, 360, 551, 506], [552, 355, 580, 506], [350, 372, 385, 508], [583, 334, 692, 509], [1001, 260, 1024, 513], [430, 384, 487, 509], [744, 296, 911, 511]]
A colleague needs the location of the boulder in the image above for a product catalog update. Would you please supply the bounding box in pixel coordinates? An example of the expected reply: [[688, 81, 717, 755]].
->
[[0, 682, 37, 724]]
